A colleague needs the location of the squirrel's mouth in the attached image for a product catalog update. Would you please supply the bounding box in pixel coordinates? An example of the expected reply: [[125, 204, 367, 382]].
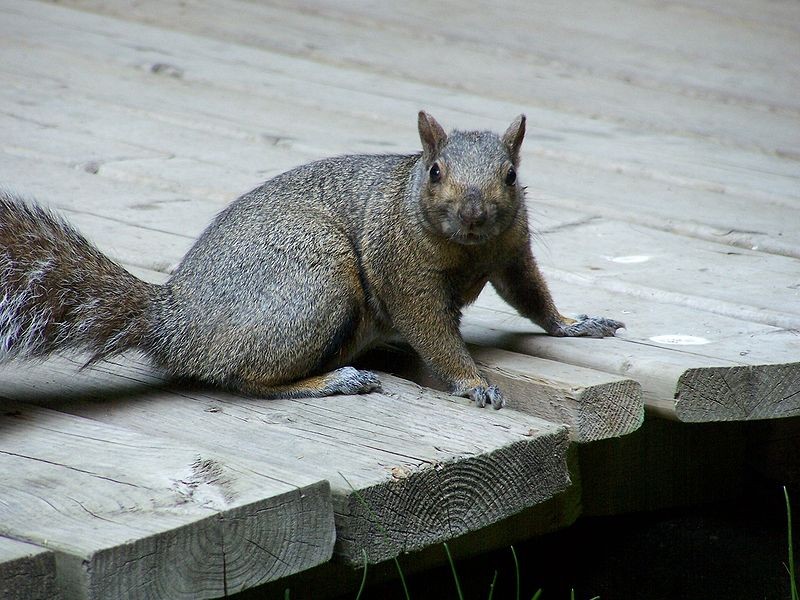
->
[[447, 224, 497, 245], [423, 202, 501, 245]]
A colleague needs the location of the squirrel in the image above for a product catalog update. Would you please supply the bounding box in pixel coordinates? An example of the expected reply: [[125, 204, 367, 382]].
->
[[0, 112, 623, 409]]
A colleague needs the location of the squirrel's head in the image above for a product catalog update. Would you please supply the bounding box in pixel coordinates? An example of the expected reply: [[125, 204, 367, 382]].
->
[[415, 111, 526, 245]]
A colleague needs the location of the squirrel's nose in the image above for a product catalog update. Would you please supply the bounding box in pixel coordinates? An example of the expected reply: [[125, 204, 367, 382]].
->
[[458, 188, 488, 227], [458, 205, 488, 227]]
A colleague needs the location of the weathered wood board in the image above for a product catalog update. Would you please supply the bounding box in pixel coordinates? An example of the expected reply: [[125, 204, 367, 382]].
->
[[359, 344, 644, 443], [532, 216, 800, 330], [526, 161, 800, 259], [472, 347, 643, 442], [0, 400, 334, 599], [0, 3, 795, 423], [0, 356, 571, 565], [0, 537, 59, 600], [5, 1, 799, 205], [270, 0, 800, 112], [466, 283, 800, 422], [7, 43, 799, 263], [50, 0, 800, 157], [1, 0, 799, 595]]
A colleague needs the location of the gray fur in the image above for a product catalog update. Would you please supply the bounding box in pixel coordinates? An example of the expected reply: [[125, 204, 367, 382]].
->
[[0, 113, 624, 406]]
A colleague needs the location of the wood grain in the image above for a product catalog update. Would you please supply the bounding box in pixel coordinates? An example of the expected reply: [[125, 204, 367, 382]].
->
[[1, 0, 799, 593], [0, 400, 334, 599], [359, 344, 644, 443], [465, 284, 800, 421], [0, 537, 59, 600], [0, 356, 570, 565]]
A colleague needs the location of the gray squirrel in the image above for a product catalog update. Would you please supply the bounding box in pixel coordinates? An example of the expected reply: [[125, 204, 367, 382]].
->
[[0, 112, 623, 409]]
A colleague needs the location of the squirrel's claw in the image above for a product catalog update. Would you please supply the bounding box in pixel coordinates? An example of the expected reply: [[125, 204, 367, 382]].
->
[[465, 384, 505, 410], [556, 315, 625, 338]]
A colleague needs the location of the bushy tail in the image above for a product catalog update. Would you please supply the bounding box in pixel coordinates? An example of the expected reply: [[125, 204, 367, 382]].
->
[[0, 190, 158, 364]]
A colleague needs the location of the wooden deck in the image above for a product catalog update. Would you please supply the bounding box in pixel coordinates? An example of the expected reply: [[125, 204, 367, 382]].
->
[[1, 0, 798, 598]]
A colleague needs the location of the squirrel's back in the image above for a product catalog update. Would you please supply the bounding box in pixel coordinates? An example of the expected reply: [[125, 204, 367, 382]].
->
[[145, 153, 417, 387], [0, 153, 417, 379]]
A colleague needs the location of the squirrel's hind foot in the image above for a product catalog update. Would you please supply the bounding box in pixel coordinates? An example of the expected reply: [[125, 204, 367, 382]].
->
[[324, 367, 383, 396], [238, 367, 382, 399]]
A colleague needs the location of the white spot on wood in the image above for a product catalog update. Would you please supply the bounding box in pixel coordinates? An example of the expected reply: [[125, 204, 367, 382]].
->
[[649, 335, 711, 346], [606, 255, 652, 264]]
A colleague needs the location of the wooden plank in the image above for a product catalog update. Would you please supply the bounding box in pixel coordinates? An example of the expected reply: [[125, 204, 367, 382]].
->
[[49, 0, 800, 158], [0, 356, 571, 565], [358, 345, 644, 443], [0, 538, 59, 600], [4, 2, 797, 250], [464, 281, 800, 422], [472, 347, 643, 443], [532, 216, 800, 330], [1, 0, 785, 420], [0, 400, 335, 599], [0, 80, 296, 199], [4, 31, 798, 275], [0, 24, 416, 158], [3, 0, 800, 288], [252, 448, 584, 600], [527, 160, 800, 259], [269, 0, 800, 112], [4, 1, 798, 207], [646, 0, 800, 36]]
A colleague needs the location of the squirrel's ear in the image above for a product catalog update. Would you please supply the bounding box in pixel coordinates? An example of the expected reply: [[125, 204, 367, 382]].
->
[[418, 111, 447, 160], [502, 114, 526, 164]]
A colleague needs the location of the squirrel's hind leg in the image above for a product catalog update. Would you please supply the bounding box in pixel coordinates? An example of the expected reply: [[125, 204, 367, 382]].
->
[[238, 367, 382, 400]]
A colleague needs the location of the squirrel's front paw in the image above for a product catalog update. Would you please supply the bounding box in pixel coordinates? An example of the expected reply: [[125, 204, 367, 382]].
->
[[555, 315, 625, 338], [455, 383, 505, 410]]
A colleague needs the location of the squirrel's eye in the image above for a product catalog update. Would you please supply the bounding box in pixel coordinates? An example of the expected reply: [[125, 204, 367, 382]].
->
[[429, 163, 441, 183], [505, 166, 517, 186]]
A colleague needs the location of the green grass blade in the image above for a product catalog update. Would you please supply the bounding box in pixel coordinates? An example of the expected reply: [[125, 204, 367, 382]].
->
[[487, 570, 498, 600], [339, 472, 393, 546], [394, 556, 411, 600], [510, 545, 521, 600], [530, 590, 542, 600], [443, 542, 465, 600], [339, 472, 410, 599], [786, 486, 799, 600], [355, 549, 368, 600]]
